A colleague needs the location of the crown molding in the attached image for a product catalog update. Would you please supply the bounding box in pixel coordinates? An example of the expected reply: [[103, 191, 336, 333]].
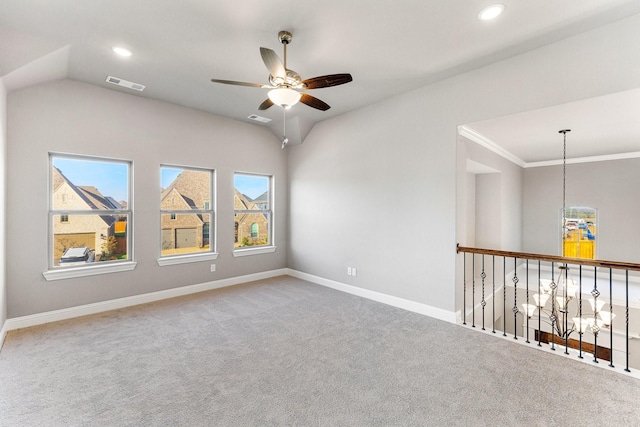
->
[[459, 125, 640, 169], [458, 125, 526, 167]]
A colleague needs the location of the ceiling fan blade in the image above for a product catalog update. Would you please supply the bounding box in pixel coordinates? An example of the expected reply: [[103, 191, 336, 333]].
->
[[258, 98, 274, 110], [300, 93, 330, 111], [302, 73, 353, 89], [260, 47, 286, 79], [210, 79, 269, 88]]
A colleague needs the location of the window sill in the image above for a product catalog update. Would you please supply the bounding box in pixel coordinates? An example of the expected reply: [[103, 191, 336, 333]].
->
[[43, 261, 137, 282], [233, 246, 277, 257], [157, 252, 219, 266]]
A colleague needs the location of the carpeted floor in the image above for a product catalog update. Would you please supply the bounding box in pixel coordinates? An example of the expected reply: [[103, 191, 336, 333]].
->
[[1, 276, 639, 426]]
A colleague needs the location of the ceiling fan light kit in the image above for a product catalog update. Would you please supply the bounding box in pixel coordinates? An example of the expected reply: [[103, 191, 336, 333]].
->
[[268, 87, 301, 108]]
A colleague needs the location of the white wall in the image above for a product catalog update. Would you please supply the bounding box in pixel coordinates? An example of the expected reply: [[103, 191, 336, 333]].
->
[[6, 79, 287, 318], [0, 79, 7, 336], [288, 13, 640, 315]]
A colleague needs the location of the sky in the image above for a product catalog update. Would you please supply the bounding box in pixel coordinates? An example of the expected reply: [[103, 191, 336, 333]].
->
[[234, 174, 268, 200], [54, 158, 268, 202], [53, 157, 129, 202], [161, 167, 182, 189]]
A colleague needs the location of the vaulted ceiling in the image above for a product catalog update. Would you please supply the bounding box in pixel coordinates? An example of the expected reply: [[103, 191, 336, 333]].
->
[[2, 1, 640, 150]]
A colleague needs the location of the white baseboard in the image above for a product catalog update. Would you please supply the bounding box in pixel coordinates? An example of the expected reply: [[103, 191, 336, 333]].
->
[[0, 319, 8, 350], [4, 268, 288, 332], [287, 269, 458, 324], [4, 267, 456, 336]]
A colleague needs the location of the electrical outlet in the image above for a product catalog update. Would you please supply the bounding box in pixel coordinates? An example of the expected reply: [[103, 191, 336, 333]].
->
[[210, 264, 216, 272], [347, 267, 352, 276]]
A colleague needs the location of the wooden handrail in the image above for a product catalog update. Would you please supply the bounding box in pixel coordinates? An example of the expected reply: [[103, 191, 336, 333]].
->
[[456, 244, 640, 272]]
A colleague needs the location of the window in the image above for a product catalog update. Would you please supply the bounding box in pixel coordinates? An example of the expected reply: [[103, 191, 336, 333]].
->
[[234, 173, 272, 250], [49, 154, 131, 269], [563, 207, 597, 259], [160, 166, 214, 258]]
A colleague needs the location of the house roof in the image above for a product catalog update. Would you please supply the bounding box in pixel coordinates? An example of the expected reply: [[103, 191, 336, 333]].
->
[[78, 186, 121, 210], [234, 189, 251, 210], [52, 167, 119, 226], [161, 170, 211, 209], [252, 192, 268, 204]]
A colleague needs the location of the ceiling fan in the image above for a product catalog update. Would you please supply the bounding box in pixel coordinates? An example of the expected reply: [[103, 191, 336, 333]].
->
[[210, 30, 352, 111]]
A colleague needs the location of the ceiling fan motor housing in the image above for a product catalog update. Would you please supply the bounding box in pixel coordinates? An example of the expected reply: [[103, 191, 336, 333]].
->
[[278, 31, 292, 44], [269, 70, 304, 88]]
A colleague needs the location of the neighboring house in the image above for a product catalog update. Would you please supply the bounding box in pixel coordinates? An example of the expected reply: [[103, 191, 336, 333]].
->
[[161, 170, 211, 251], [234, 189, 269, 247], [52, 167, 120, 263]]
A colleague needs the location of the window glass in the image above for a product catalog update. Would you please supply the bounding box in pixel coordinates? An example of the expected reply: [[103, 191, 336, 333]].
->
[[563, 207, 597, 259], [234, 173, 272, 248], [161, 166, 214, 257], [50, 155, 130, 268]]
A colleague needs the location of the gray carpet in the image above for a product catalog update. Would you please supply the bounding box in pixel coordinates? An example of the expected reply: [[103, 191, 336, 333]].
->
[[1, 276, 639, 426]]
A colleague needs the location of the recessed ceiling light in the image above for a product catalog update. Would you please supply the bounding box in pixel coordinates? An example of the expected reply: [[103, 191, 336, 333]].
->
[[112, 46, 132, 57], [478, 4, 505, 21]]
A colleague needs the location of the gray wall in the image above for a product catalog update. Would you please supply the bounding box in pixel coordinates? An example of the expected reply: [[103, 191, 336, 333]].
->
[[6, 79, 287, 318], [288, 13, 640, 315], [523, 158, 640, 262], [461, 139, 524, 251], [475, 173, 503, 249], [0, 80, 6, 329]]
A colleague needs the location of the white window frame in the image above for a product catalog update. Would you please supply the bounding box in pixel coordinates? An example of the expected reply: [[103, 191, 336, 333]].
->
[[158, 165, 218, 266], [44, 153, 136, 281], [233, 172, 276, 257]]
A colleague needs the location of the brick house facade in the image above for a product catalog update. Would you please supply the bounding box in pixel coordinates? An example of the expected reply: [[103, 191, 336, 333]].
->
[[234, 189, 269, 247], [160, 170, 211, 253], [52, 167, 120, 264]]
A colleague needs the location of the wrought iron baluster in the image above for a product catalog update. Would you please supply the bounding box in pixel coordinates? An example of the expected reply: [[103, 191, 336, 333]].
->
[[512, 257, 519, 340], [564, 264, 569, 355], [592, 266, 599, 364], [609, 268, 614, 368], [625, 270, 630, 373], [525, 259, 530, 343], [492, 256, 496, 334], [550, 262, 556, 351], [481, 255, 486, 331], [503, 257, 506, 337], [578, 265, 583, 359], [472, 254, 476, 328], [463, 253, 466, 325], [537, 260, 541, 347]]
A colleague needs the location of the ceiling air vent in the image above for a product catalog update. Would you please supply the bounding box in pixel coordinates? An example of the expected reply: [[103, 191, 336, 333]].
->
[[106, 76, 145, 91], [247, 114, 271, 123]]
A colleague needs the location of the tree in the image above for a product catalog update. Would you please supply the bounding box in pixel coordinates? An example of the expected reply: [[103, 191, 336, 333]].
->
[[101, 236, 118, 260]]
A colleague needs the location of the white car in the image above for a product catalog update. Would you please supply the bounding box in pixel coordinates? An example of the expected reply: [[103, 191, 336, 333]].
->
[[60, 247, 95, 266]]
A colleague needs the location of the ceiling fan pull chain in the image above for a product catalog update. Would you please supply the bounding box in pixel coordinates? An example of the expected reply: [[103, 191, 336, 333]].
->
[[281, 107, 288, 149]]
